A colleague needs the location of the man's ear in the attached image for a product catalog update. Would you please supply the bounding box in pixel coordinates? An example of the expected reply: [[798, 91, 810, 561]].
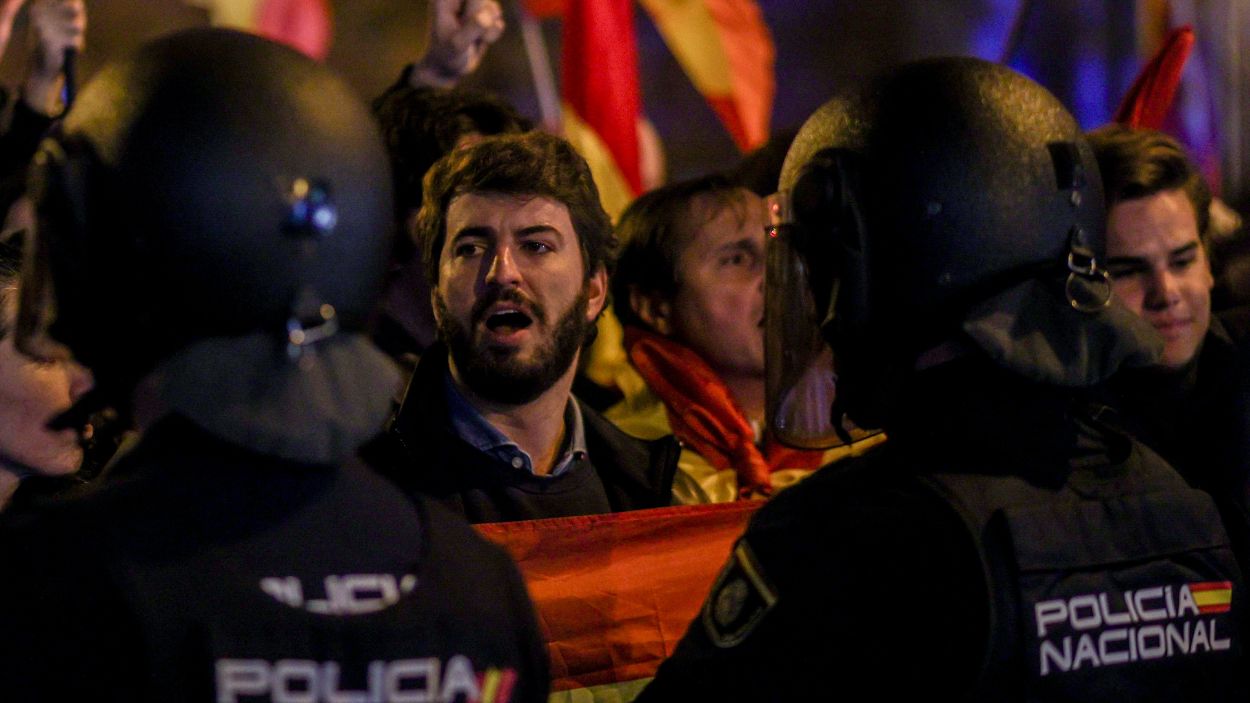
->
[[430, 288, 443, 328], [586, 265, 609, 321], [629, 285, 672, 335]]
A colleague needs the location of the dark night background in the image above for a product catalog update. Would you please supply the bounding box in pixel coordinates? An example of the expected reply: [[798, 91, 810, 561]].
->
[[3, 1, 1247, 208]]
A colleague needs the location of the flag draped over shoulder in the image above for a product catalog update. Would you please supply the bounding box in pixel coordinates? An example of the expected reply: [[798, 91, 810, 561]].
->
[[637, 0, 773, 152], [476, 502, 760, 698]]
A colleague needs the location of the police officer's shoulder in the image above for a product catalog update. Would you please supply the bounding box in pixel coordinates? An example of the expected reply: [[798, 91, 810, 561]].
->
[[0, 444, 151, 540], [0, 510, 142, 697], [414, 492, 515, 565], [409, 491, 535, 601], [686, 443, 988, 694], [408, 491, 549, 696], [747, 442, 903, 534], [740, 443, 976, 579]]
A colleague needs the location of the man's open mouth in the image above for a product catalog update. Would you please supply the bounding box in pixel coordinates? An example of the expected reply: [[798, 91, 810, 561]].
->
[[485, 309, 534, 335]]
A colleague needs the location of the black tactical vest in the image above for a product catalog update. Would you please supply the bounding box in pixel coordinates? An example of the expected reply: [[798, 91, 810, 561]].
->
[[0, 415, 548, 703], [117, 491, 546, 703], [922, 444, 1246, 702]]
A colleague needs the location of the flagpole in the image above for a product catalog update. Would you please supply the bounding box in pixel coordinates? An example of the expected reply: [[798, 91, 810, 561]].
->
[[998, 0, 1034, 64], [517, 1, 561, 131]]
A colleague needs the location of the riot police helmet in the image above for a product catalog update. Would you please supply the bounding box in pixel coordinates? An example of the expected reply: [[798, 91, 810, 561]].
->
[[16, 28, 394, 445], [765, 57, 1159, 443]]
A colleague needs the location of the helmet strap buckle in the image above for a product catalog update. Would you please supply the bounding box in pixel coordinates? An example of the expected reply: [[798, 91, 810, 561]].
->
[[286, 285, 339, 368], [1064, 226, 1112, 312]]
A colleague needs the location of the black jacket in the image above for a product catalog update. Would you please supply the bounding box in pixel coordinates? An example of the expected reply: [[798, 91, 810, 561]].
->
[[362, 345, 680, 523], [1102, 313, 1250, 514], [0, 414, 549, 702]]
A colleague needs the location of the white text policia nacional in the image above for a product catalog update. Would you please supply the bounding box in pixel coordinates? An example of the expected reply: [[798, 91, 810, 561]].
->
[[1034, 581, 1233, 676], [216, 656, 517, 703]]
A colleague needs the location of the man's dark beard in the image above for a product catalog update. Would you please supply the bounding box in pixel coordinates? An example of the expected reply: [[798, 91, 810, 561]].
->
[[436, 286, 591, 405]]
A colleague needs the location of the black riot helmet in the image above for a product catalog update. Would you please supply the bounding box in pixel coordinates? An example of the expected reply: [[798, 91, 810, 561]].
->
[[766, 57, 1159, 444], [16, 29, 393, 424]]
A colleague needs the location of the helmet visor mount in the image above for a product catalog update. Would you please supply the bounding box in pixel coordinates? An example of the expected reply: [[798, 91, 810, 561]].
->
[[765, 190, 862, 450]]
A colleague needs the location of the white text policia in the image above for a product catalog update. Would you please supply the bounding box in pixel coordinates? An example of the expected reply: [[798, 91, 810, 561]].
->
[[1033, 581, 1233, 676]]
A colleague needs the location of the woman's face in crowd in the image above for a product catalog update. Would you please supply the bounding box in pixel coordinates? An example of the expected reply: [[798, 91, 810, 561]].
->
[[0, 285, 93, 476]]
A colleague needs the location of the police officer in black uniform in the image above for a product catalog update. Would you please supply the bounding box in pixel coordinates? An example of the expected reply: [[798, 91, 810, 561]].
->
[[636, 57, 1247, 701], [0, 29, 547, 702]]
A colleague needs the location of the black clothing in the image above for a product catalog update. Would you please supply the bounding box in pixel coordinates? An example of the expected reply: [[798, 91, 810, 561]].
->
[[0, 414, 548, 702], [637, 360, 1247, 701], [1103, 314, 1250, 513], [362, 345, 680, 523]]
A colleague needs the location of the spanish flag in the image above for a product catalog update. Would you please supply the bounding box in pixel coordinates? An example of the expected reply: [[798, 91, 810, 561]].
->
[[190, 0, 333, 60], [527, 0, 774, 157], [637, 0, 773, 152], [559, 0, 643, 220], [1190, 581, 1233, 615], [476, 502, 759, 699]]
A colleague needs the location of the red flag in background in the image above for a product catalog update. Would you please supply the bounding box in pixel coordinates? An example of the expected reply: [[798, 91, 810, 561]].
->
[[189, 0, 333, 60], [255, 0, 333, 61], [1116, 7, 1222, 195], [560, 0, 643, 219], [638, 0, 774, 152], [525, 0, 775, 162], [523, 0, 566, 19], [476, 502, 760, 697], [1114, 25, 1193, 129]]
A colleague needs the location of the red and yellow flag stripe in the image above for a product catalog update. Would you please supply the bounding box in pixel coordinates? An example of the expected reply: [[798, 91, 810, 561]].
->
[[560, 0, 643, 215], [1190, 581, 1233, 614], [476, 502, 759, 696], [637, 0, 773, 152]]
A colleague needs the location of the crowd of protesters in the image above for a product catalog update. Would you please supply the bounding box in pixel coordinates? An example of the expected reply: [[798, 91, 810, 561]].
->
[[0, 0, 1247, 700]]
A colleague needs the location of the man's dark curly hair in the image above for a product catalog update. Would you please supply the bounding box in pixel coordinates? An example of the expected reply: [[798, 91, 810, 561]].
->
[[372, 83, 530, 225], [415, 131, 616, 286]]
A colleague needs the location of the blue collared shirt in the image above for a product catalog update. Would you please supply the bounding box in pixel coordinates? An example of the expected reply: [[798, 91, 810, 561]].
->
[[443, 373, 589, 477]]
